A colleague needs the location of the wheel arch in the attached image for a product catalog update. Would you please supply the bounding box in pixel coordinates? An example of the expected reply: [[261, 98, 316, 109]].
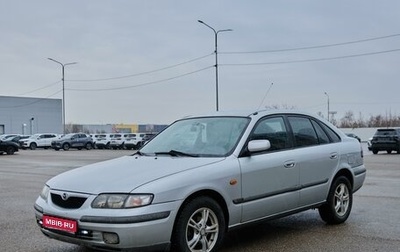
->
[[171, 189, 229, 237], [333, 168, 354, 190]]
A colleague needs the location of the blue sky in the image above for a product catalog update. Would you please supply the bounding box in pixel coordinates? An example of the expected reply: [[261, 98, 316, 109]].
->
[[1, 1, 399, 124]]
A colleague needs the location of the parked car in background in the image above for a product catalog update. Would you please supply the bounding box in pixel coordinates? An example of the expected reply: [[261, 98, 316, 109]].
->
[[35, 110, 366, 252], [370, 128, 400, 154], [0, 138, 19, 155], [109, 133, 126, 149], [140, 133, 156, 147], [0, 134, 19, 141], [90, 134, 104, 148], [345, 133, 361, 142], [124, 133, 146, 150], [20, 133, 59, 150], [2, 135, 30, 145], [51, 133, 93, 151], [95, 134, 112, 149]]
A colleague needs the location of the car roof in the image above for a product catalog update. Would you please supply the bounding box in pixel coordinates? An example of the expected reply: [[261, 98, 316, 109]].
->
[[182, 109, 325, 121]]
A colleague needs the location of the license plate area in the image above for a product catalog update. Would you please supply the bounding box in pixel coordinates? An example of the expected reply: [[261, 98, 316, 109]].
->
[[42, 215, 78, 233]]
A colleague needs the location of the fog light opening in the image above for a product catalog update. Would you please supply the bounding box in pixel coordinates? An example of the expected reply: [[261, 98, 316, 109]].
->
[[103, 232, 119, 244]]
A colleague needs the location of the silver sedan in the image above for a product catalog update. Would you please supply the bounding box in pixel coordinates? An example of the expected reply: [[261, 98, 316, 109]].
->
[[34, 110, 366, 252]]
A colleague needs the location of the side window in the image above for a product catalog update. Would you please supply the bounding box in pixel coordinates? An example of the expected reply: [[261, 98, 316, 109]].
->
[[311, 120, 330, 144], [251, 117, 289, 151], [288, 116, 318, 147], [323, 124, 341, 143]]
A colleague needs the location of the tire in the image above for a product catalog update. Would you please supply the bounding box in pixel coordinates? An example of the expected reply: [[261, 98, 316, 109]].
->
[[85, 143, 93, 150], [30, 142, 37, 150], [319, 176, 353, 224], [62, 143, 70, 151], [387, 150, 392, 154], [372, 149, 378, 154], [171, 196, 225, 252], [6, 147, 15, 155]]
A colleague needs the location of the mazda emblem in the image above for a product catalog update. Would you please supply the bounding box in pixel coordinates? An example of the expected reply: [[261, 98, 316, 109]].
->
[[62, 193, 69, 201]]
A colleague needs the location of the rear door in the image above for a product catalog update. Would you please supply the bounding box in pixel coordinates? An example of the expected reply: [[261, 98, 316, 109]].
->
[[287, 116, 340, 207]]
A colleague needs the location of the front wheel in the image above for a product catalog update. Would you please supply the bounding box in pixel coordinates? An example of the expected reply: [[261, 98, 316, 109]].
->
[[30, 142, 37, 150], [6, 147, 15, 155], [319, 176, 353, 224], [62, 143, 70, 151], [171, 196, 225, 252]]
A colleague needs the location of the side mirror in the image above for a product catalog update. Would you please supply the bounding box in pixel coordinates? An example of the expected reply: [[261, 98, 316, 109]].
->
[[248, 140, 271, 153]]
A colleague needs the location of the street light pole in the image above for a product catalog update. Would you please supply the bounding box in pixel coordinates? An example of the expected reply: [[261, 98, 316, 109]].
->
[[48, 58, 77, 134], [198, 20, 232, 111], [324, 92, 330, 122]]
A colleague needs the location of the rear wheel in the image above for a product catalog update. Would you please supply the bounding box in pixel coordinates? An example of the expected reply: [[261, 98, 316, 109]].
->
[[171, 196, 225, 252], [85, 143, 93, 150], [319, 176, 352, 224], [372, 149, 378, 154], [30, 142, 37, 150], [387, 150, 392, 154]]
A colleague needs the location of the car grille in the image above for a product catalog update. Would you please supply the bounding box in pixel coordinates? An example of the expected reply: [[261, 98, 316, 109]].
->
[[51, 193, 87, 209]]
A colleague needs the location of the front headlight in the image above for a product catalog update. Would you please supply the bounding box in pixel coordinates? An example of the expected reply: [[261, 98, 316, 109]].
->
[[40, 185, 50, 200], [91, 194, 154, 209]]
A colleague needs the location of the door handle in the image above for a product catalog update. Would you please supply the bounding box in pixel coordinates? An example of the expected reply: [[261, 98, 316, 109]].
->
[[284, 161, 295, 168], [330, 152, 338, 159]]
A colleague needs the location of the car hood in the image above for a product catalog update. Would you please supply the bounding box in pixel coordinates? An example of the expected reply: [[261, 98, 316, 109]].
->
[[47, 155, 225, 194]]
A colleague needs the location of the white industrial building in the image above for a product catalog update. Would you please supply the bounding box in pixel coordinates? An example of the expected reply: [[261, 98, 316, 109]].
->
[[0, 96, 62, 135]]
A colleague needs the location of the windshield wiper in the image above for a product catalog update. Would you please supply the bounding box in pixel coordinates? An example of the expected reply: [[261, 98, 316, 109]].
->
[[154, 150, 199, 157], [133, 150, 147, 156]]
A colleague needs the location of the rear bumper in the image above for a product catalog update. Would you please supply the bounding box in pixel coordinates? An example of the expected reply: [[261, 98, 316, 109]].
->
[[353, 164, 367, 193], [371, 143, 399, 150]]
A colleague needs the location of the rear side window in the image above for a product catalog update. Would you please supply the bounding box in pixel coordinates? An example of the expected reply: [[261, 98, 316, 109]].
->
[[288, 116, 318, 147], [311, 121, 330, 144], [311, 120, 341, 143], [320, 123, 341, 143]]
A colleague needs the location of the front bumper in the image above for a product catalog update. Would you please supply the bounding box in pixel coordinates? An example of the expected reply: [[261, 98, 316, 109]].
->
[[34, 195, 180, 251]]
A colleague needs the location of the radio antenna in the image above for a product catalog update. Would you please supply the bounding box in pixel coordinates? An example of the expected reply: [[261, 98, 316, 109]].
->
[[257, 82, 274, 110]]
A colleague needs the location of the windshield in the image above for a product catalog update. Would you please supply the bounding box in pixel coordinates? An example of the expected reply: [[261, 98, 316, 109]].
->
[[141, 116, 250, 157]]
